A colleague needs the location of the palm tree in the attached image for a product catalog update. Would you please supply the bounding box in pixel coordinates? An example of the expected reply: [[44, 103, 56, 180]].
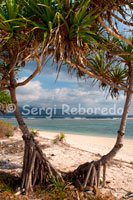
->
[[0, 0, 132, 194]]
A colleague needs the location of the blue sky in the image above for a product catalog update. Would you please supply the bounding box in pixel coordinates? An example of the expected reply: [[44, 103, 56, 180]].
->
[[16, 60, 133, 115]]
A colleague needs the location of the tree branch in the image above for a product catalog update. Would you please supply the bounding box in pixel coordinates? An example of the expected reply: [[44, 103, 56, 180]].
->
[[98, 16, 132, 46], [65, 59, 128, 93], [111, 12, 133, 27], [16, 55, 41, 87], [108, 15, 119, 34], [109, 52, 133, 56]]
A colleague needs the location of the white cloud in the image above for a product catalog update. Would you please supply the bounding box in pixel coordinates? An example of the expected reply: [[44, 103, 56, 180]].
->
[[16, 77, 101, 106], [16, 77, 43, 102], [15, 77, 133, 115]]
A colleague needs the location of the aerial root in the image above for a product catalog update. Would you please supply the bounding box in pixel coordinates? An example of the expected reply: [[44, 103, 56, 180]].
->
[[66, 161, 107, 191], [21, 134, 107, 194], [21, 134, 63, 194]]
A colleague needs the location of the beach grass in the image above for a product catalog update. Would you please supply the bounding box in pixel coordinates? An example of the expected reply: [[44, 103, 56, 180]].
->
[[0, 171, 116, 200]]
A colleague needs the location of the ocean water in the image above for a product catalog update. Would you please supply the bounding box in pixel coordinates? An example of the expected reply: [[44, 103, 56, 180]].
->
[[2, 118, 133, 139]]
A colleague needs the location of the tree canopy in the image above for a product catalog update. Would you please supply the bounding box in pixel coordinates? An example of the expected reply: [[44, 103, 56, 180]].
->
[[0, 0, 132, 97]]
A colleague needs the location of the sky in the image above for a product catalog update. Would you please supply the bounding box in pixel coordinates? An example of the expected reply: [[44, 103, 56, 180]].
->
[[16, 60, 133, 116]]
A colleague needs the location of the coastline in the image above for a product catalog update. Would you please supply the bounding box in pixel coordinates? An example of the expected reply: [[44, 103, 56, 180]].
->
[[2, 117, 133, 140], [37, 128, 133, 140], [38, 130, 133, 163]]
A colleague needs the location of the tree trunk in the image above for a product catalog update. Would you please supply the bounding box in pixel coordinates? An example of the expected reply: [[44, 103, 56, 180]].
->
[[99, 92, 132, 164], [67, 62, 133, 190], [8, 51, 133, 193], [99, 62, 133, 164], [9, 66, 62, 194]]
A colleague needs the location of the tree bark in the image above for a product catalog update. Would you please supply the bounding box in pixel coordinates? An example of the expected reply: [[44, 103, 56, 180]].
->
[[9, 61, 62, 194], [98, 16, 132, 46], [99, 62, 133, 164], [16, 55, 41, 87], [67, 62, 133, 189]]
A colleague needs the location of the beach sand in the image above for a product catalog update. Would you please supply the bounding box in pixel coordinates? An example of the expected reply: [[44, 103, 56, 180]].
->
[[0, 130, 133, 199], [39, 131, 133, 163]]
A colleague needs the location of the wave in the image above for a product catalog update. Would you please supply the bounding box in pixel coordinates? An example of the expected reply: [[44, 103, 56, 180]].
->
[[27, 117, 36, 120]]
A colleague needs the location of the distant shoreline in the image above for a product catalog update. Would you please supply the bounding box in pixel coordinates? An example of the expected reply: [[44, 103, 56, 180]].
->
[[1, 116, 133, 119], [37, 129, 133, 140], [1, 117, 133, 140]]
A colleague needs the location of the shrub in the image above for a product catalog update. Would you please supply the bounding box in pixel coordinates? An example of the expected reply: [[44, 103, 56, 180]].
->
[[53, 132, 65, 144], [13, 126, 18, 131], [0, 121, 14, 138], [0, 91, 11, 114], [30, 129, 39, 137]]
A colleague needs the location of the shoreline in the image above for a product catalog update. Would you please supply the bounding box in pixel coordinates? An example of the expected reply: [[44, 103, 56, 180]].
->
[[38, 130, 133, 163], [2, 117, 133, 140], [37, 128, 133, 140]]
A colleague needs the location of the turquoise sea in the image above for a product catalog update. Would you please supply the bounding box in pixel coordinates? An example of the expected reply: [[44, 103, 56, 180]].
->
[[2, 117, 133, 139]]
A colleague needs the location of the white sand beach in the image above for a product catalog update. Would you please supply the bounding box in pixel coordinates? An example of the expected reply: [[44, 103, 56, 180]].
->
[[0, 130, 133, 199], [39, 130, 133, 163]]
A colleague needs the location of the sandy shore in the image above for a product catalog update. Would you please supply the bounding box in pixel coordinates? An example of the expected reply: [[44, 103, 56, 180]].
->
[[39, 130, 133, 163], [0, 130, 133, 199]]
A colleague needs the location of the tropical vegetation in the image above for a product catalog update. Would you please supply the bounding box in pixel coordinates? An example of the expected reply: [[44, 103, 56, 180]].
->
[[0, 0, 132, 195]]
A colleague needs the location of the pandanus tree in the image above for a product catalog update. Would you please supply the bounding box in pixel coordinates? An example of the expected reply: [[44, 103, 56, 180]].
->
[[0, 0, 63, 193], [66, 41, 133, 188], [0, 0, 132, 194]]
